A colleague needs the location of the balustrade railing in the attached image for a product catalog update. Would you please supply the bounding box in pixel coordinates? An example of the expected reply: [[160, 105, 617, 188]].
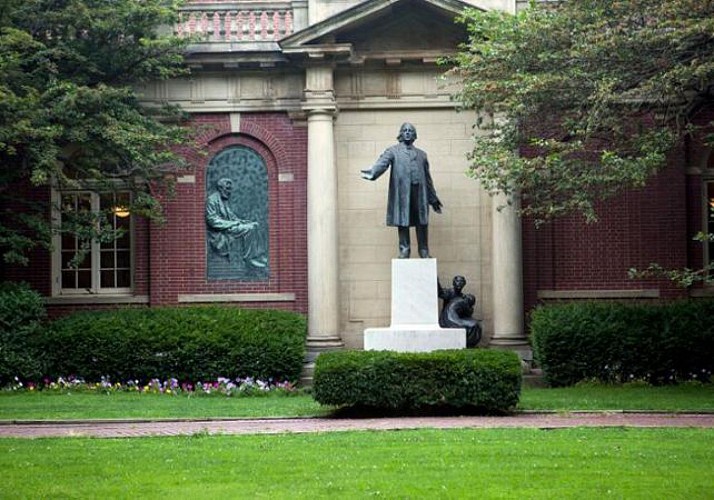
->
[[176, 2, 294, 43]]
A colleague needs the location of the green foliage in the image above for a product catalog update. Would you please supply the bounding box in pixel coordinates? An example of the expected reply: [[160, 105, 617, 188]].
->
[[531, 301, 714, 386], [313, 349, 521, 413], [449, 0, 714, 223], [628, 262, 714, 288], [0, 0, 191, 265], [0, 282, 47, 383], [43, 307, 306, 383]]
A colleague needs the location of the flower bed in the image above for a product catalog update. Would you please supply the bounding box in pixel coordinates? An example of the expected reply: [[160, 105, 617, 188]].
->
[[4, 375, 297, 396]]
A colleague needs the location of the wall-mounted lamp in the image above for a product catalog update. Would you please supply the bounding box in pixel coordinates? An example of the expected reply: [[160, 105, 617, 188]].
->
[[112, 206, 131, 218]]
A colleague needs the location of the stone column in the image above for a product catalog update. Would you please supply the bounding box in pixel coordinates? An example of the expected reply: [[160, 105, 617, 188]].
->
[[303, 65, 343, 379], [490, 192, 531, 361]]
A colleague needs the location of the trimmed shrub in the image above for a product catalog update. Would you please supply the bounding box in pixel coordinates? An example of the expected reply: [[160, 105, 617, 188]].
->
[[313, 349, 522, 413], [531, 300, 714, 387], [0, 282, 47, 384], [43, 306, 306, 383]]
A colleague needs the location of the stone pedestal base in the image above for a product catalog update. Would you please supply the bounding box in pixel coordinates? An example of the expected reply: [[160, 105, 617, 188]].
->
[[489, 336, 533, 364], [363, 259, 466, 352], [364, 325, 465, 352], [301, 336, 343, 386]]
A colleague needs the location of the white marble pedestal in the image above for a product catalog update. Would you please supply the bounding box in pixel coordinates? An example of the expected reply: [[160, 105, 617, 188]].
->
[[364, 259, 466, 352]]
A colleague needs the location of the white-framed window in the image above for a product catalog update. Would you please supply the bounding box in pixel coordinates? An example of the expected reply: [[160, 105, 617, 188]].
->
[[52, 189, 133, 295]]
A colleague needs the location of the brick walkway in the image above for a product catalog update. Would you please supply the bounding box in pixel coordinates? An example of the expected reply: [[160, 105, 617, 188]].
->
[[2, 412, 713, 438]]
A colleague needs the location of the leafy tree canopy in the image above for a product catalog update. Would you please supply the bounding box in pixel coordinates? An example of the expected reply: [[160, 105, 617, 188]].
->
[[0, 0, 190, 265], [450, 0, 714, 223]]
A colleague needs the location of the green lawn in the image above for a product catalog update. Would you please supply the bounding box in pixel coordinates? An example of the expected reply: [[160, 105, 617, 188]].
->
[[1, 384, 713, 421], [0, 391, 329, 421], [519, 383, 714, 412], [2, 387, 712, 498], [1, 428, 712, 498]]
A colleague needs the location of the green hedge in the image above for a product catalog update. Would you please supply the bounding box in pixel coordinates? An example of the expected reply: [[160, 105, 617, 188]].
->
[[0, 282, 47, 384], [531, 300, 714, 387], [313, 349, 522, 413], [43, 306, 306, 383]]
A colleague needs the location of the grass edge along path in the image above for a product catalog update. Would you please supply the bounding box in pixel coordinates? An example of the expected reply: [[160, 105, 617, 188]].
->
[[1, 428, 713, 498]]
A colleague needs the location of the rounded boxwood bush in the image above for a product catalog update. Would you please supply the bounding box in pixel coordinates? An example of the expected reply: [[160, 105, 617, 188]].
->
[[313, 349, 522, 413]]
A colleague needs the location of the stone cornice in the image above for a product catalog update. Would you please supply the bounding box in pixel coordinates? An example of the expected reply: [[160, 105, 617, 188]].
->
[[281, 43, 353, 61]]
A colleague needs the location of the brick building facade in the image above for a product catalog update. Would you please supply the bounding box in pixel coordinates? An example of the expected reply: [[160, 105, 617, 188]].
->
[[2, 0, 713, 363]]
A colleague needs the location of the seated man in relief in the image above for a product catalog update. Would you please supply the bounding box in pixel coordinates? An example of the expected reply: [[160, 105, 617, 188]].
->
[[206, 177, 267, 270]]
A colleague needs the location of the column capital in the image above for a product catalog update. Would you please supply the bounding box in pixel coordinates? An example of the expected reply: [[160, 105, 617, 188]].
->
[[304, 105, 337, 116]]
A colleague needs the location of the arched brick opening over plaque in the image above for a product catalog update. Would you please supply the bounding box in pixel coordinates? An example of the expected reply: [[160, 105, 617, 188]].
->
[[205, 145, 270, 281]]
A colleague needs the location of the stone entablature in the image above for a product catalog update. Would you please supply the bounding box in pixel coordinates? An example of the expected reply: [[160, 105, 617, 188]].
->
[[139, 67, 455, 113]]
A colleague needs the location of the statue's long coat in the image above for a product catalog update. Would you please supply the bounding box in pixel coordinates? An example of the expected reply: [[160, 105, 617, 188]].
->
[[364, 143, 440, 227]]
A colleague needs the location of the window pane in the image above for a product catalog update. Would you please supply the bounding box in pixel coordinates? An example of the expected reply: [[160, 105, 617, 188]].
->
[[116, 214, 131, 231], [116, 192, 130, 205], [77, 270, 91, 289], [100, 270, 115, 288], [100, 192, 113, 210], [116, 250, 131, 269], [62, 194, 77, 212], [102, 192, 131, 221], [77, 250, 91, 269], [62, 250, 91, 270], [116, 270, 131, 288], [61, 252, 75, 269], [100, 250, 115, 269], [61, 271, 76, 289], [77, 193, 91, 212], [61, 232, 76, 250], [116, 230, 130, 248]]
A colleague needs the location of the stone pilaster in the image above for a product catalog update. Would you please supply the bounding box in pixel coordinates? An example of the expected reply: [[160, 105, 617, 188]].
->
[[291, 0, 309, 31], [490, 192, 531, 361]]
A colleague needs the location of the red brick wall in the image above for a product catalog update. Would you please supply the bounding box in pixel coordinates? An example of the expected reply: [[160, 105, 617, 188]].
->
[[522, 141, 695, 314]]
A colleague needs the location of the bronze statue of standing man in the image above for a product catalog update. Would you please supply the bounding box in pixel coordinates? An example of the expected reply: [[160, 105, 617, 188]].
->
[[361, 123, 443, 258]]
